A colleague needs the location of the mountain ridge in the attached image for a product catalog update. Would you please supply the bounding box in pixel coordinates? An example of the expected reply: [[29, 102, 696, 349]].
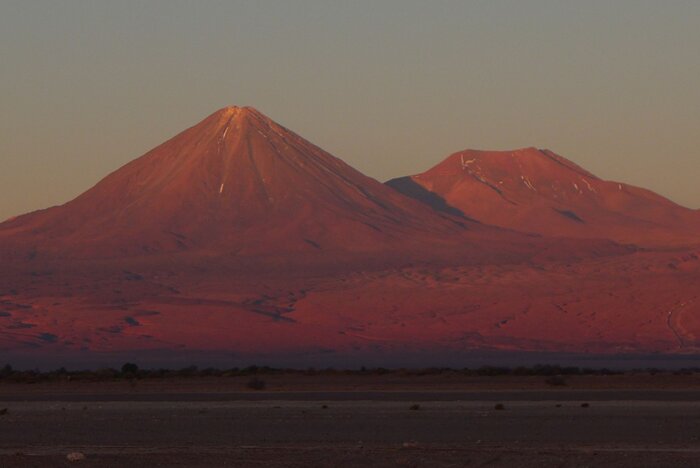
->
[[0, 107, 699, 360], [388, 147, 700, 246]]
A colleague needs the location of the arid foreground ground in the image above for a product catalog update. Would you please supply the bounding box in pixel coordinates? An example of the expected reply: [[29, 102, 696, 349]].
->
[[0, 373, 698, 467]]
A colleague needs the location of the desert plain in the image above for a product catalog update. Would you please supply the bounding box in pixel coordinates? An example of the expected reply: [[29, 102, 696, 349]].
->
[[0, 371, 699, 467]]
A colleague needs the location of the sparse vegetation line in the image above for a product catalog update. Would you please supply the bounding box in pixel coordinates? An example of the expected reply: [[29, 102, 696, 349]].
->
[[2, 363, 697, 384]]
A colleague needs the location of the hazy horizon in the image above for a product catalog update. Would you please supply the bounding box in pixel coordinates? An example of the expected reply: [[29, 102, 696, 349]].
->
[[2, 1, 699, 221]]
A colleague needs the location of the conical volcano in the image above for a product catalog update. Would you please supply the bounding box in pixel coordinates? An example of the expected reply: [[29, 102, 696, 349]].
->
[[2, 114, 696, 360], [388, 147, 700, 246], [0, 107, 467, 258]]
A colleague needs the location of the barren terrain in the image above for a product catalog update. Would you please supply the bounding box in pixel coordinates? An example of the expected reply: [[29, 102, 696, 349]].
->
[[1, 106, 699, 362], [0, 375, 698, 467]]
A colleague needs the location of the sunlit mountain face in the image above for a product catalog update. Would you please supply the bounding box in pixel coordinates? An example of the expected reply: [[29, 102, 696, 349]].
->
[[0, 107, 698, 365]]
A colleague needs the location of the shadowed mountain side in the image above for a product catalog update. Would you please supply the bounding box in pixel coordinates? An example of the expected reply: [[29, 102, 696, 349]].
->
[[385, 177, 468, 219], [554, 208, 585, 224]]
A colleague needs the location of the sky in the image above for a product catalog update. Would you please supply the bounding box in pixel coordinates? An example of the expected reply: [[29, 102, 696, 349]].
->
[[1, 0, 699, 220]]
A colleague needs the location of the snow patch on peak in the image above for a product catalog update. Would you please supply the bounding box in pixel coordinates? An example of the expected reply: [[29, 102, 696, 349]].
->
[[521, 176, 537, 192], [581, 177, 597, 193], [215, 106, 267, 123]]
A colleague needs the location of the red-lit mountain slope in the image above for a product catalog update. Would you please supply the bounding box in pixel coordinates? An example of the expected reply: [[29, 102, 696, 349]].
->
[[388, 147, 700, 247], [0, 107, 478, 259], [4, 111, 690, 363]]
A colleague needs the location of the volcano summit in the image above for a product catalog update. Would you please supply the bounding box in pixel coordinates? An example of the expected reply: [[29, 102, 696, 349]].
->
[[0, 107, 477, 260]]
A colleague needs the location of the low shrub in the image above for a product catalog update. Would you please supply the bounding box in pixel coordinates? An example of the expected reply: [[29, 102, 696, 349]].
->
[[545, 375, 567, 386], [247, 377, 266, 390]]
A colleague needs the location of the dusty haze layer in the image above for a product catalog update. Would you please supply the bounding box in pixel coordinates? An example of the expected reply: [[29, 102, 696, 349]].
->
[[1, 1, 700, 221]]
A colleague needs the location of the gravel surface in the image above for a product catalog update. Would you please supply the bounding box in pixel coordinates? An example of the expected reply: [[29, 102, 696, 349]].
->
[[0, 396, 698, 467]]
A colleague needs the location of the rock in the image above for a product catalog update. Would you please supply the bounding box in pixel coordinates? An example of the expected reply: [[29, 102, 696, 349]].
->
[[66, 452, 86, 462]]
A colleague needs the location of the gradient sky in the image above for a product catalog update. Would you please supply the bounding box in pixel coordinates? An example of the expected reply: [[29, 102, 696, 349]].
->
[[1, 1, 699, 221]]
